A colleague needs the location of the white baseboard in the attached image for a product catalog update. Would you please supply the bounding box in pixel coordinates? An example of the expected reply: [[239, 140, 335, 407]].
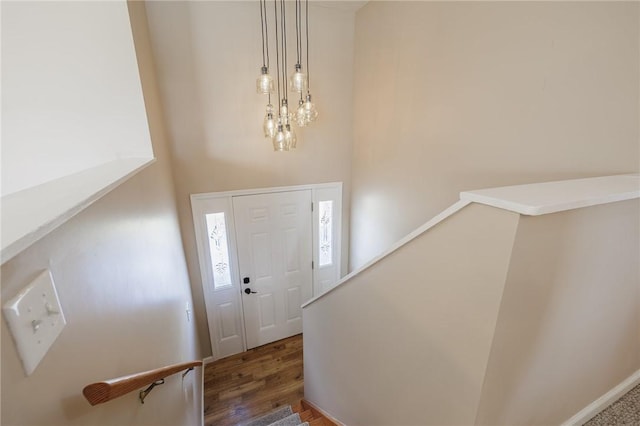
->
[[202, 356, 215, 365], [561, 369, 640, 426]]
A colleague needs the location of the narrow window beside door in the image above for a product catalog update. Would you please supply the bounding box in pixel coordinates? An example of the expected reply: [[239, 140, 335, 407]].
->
[[205, 213, 232, 289], [318, 200, 333, 267]]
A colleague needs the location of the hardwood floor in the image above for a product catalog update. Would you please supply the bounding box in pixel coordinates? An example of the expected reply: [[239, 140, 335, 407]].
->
[[203, 334, 304, 426]]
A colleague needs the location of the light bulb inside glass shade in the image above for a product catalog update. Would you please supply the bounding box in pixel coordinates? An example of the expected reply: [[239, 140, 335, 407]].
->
[[263, 110, 277, 138], [280, 100, 292, 125], [303, 94, 319, 123], [273, 125, 288, 151], [289, 64, 308, 94], [256, 67, 274, 94], [294, 99, 308, 127], [285, 124, 297, 149]]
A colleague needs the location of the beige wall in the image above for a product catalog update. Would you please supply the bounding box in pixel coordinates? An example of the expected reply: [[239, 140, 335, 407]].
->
[[1, 3, 202, 425], [476, 200, 640, 424], [304, 199, 639, 425], [144, 1, 356, 356], [304, 204, 520, 425], [351, 1, 640, 270], [1, 0, 153, 197]]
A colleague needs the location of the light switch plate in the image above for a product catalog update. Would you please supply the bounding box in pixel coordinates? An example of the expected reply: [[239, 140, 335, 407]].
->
[[3, 269, 66, 376]]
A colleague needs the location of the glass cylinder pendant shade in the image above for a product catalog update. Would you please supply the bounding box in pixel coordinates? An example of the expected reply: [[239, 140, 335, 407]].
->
[[289, 64, 308, 94], [273, 125, 288, 151], [280, 100, 291, 125], [303, 94, 319, 123], [256, 66, 274, 94], [263, 106, 277, 138], [284, 124, 297, 149], [294, 99, 308, 127]]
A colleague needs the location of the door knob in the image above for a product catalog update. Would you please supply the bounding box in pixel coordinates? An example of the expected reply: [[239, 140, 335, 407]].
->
[[244, 288, 257, 294]]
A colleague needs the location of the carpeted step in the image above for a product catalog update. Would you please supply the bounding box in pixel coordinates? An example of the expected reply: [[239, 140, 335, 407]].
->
[[243, 406, 293, 426], [266, 413, 302, 426]]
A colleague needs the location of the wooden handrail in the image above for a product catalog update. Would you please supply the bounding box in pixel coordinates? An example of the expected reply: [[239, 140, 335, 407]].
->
[[83, 360, 202, 406]]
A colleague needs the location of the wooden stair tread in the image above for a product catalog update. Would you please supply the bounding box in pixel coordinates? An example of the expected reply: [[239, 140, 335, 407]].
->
[[299, 409, 314, 422], [291, 399, 341, 426]]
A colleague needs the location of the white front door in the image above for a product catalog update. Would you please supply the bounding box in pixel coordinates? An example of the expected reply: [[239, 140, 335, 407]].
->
[[232, 190, 313, 349], [191, 183, 342, 360]]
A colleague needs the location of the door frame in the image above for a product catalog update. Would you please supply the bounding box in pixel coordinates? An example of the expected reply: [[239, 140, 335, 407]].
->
[[191, 182, 342, 360]]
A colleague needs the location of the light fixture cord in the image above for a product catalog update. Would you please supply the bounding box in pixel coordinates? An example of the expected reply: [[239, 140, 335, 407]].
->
[[296, 0, 303, 102], [273, 0, 281, 115], [263, 0, 271, 104], [295, 0, 301, 65], [259, 0, 266, 68], [281, 0, 289, 102], [264, 0, 271, 69], [305, 0, 310, 93]]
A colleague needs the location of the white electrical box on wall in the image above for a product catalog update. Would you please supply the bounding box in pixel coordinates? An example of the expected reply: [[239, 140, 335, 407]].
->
[[3, 269, 66, 376]]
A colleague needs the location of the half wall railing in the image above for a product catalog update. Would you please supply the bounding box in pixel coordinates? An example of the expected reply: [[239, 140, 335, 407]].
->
[[302, 174, 639, 425]]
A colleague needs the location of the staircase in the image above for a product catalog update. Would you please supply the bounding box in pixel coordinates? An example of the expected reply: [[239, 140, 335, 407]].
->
[[243, 400, 338, 426]]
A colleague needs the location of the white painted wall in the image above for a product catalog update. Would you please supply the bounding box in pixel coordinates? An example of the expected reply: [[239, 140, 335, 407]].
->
[[303, 198, 639, 425], [350, 1, 640, 270], [476, 200, 640, 425], [145, 1, 356, 356], [1, 0, 153, 197], [0, 3, 202, 424]]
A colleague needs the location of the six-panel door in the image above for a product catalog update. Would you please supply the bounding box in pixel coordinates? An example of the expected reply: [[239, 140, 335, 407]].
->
[[232, 190, 313, 349]]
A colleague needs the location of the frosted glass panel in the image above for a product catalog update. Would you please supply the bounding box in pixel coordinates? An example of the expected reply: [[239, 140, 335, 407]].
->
[[206, 212, 232, 289], [319, 201, 333, 267]]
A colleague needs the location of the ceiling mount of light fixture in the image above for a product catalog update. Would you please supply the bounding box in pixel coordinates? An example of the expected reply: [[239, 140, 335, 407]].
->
[[256, 0, 318, 152]]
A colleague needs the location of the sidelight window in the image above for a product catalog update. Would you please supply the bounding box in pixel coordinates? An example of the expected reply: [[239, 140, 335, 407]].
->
[[318, 200, 333, 267], [206, 212, 232, 289]]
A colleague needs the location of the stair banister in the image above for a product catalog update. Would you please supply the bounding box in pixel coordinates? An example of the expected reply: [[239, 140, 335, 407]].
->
[[82, 360, 202, 406]]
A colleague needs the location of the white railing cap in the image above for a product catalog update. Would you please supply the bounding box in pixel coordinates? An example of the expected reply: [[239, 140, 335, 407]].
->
[[460, 174, 639, 216]]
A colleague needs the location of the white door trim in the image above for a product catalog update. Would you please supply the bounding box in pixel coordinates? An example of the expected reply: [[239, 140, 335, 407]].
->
[[191, 182, 343, 201], [191, 182, 342, 360], [191, 195, 247, 358]]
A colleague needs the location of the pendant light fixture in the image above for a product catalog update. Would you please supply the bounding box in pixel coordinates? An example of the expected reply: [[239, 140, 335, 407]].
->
[[290, 0, 307, 94], [257, 0, 318, 151], [300, 0, 318, 125], [263, 104, 277, 138], [258, 0, 277, 141], [256, 0, 273, 95]]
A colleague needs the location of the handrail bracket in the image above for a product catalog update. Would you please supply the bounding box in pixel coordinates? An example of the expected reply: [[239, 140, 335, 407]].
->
[[139, 379, 165, 404], [137, 367, 194, 404], [182, 367, 194, 380]]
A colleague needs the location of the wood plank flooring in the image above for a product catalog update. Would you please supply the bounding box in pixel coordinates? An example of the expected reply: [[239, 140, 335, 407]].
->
[[203, 334, 304, 426]]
